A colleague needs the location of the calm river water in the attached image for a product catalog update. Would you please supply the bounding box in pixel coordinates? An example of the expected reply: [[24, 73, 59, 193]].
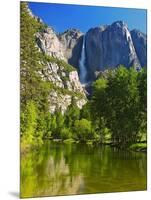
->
[[21, 141, 147, 198]]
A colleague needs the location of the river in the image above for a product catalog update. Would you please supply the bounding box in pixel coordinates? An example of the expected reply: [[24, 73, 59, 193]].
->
[[21, 141, 147, 198]]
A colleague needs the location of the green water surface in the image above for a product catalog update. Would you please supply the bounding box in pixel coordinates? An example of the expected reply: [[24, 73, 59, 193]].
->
[[20, 141, 147, 198]]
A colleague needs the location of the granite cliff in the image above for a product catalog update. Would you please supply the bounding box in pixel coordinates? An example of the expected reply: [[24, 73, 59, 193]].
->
[[36, 21, 147, 84], [27, 3, 147, 112], [25, 4, 87, 114]]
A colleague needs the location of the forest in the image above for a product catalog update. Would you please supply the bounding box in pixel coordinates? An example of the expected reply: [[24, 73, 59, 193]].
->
[[20, 2, 147, 153]]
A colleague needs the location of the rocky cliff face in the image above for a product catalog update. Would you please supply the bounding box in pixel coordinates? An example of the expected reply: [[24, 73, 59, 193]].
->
[[26, 4, 147, 113], [22, 4, 87, 115], [36, 20, 147, 84], [131, 29, 147, 67], [85, 21, 142, 80], [25, 5, 87, 114], [58, 29, 83, 68], [40, 59, 87, 114], [36, 28, 65, 61], [36, 28, 83, 67]]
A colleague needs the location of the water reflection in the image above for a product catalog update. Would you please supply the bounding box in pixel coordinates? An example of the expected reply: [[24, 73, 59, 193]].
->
[[21, 141, 147, 198]]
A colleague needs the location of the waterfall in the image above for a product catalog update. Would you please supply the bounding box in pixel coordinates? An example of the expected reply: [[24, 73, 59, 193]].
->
[[79, 35, 87, 84]]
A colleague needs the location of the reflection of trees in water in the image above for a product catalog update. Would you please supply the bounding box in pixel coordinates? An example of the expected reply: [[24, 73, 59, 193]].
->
[[21, 142, 84, 197], [64, 143, 146, 180], [21, 141, 146, 197], [43, 155, 84, 195], [67, 145, 146, 192]]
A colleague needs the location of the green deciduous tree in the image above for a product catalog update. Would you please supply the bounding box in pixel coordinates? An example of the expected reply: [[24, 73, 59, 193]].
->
[[73, 119, 93, 141], [60, 128, 72, 140], [90, 66, 147, 146], [21, 101, 38, 146]]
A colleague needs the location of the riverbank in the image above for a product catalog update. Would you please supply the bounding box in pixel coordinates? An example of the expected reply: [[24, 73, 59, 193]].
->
[[21, 137, 147, 154], [129, 143, 147, 152], [45, 138, 147, 152], [20, 142, 42, 155]]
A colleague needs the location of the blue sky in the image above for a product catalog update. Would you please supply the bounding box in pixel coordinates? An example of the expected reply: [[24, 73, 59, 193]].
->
[[28, 2, 147, 34]]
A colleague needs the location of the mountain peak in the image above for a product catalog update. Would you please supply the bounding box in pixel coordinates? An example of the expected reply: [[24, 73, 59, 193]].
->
[[61, 28, 83, 37], [131, 29, 146, 37], [43, 27, 55, 34], [111, 21, 128, 28]]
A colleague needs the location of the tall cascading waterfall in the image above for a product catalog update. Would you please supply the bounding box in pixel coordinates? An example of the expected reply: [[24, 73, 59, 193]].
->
[[79, 35, 87, 84]]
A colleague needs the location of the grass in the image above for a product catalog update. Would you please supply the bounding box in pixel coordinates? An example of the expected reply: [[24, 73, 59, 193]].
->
[[86, 140, 94, 145], [129, 143, 147, 152], [63, 138, 76, 144]]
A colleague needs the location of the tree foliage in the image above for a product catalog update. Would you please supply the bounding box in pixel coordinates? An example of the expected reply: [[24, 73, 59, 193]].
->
[[90, 66, 147, 145], [73, 119, 93, 141], [20, 2, 51, 147]]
